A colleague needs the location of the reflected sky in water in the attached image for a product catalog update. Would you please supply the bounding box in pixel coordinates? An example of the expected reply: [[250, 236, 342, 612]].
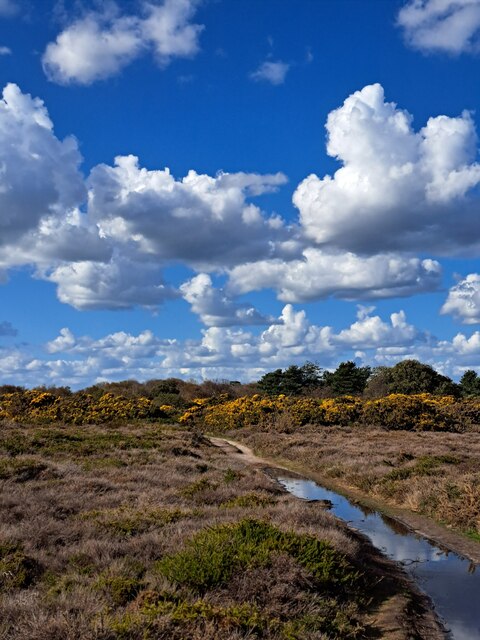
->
[[277, 476, 480, 640]]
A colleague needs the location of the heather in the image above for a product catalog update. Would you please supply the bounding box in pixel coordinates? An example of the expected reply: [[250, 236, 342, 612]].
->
[[0, 422, 438, 639]]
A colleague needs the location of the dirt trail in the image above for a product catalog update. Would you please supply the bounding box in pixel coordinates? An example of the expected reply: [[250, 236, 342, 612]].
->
[[209, 436, 276, 466], [209, 435, 480, 565], [209, 435, 446, 639]]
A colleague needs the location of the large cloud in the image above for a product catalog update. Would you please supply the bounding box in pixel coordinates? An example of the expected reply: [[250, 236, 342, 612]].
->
[[293, 83, 480, 255], [43, 0, 203, 85], [228, 249, 441, 301], [398, 0, 480, 54], [441, 273, 480, 323], [0, 83, 294, 310], [88, 155, 291, 269], [0, 81, 475, 317], [46, 254, 176, 311], [0, 83, 86, 247]]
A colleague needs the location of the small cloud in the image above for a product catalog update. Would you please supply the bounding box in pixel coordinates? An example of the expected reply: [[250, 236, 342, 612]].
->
[[305, 47, 313, 63], [250, 59, 290, 85], [0, 321, 17, 336], [42, 0, 204, 85], [0, 0, 18, 18], [397, 0, 480, 55], [441, 273, 480, 324], [0, 46, 11, 55]]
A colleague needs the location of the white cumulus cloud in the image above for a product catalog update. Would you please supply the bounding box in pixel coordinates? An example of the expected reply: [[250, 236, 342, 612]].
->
[[293, 83, 480, 255], [398, 0, 480, 54], [228, 249, 441, 302], [441, 273, 480, 323], [46, 254, 176, 311], [0, 83, 87, 248], [88, 155, 291, 269], [42, 0, 203, 85], [2, 303, 479, 387], [180, 273, 276, 327], [335, 306, 420, 349]]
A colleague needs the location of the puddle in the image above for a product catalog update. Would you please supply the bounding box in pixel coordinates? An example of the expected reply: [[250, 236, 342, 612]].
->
[[277, 476, 480, 639]]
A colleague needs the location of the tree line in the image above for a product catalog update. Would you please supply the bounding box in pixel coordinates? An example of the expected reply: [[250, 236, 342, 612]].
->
[[257, 360, 480, 398]]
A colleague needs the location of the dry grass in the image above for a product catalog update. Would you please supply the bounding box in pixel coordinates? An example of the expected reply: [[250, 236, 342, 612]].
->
[[232, 425, 480, 538], [0, 422, 441, 639]]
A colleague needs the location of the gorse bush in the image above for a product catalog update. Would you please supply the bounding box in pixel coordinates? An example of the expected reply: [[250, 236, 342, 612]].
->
[[2, 378, 480, 432], [0, 390, 169, 425], [180, 393, 480, 432]]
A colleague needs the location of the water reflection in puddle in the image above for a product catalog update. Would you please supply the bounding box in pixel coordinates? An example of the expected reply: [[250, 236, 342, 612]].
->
[[277, 476, 480, 640]]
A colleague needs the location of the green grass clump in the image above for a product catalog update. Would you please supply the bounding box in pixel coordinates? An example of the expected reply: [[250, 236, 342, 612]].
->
[[0, 457, 49, 482], [81, 506, 189, 537], [108, 591, 364, 639], [180, 477, 215, 498], [223, 467, 241, 484], [157, 518, 360, 594], [0, 542, 41, 591], [282, 600, 364, 639], [384, 454, 461, 482], [139, 593, 267, 632], [95, 575, 145, 606]]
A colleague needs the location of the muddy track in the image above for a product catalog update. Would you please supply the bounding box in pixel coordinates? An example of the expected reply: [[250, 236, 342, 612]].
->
[[209, 435, 480, 566], [209, 436, 446, 640]]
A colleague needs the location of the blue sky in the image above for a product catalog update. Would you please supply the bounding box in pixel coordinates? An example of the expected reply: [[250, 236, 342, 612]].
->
[[1, 0, 480, 387]]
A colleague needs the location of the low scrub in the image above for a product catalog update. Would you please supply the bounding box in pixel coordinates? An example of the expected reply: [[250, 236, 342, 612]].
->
[[158, 518, 360, 594], [0, 390, 169, 425], [180, 393, 480, 433], [0, 543, 41, 592]]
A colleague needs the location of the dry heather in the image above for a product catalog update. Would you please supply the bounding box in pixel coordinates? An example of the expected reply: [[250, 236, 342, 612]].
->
[[232, 425, 480, 539], [0, 422, 439, 639]]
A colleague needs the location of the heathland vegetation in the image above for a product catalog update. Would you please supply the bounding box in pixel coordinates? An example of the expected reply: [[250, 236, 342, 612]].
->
[[1, 358, 479, 638], [0, 421, 441, 639]]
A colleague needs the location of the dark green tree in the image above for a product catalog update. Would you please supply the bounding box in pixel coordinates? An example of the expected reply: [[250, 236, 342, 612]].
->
[[258, 362, 322, 396], [386, 360, 459, 396], [460, 370, 480, 397], [322, 361, 371, 395]]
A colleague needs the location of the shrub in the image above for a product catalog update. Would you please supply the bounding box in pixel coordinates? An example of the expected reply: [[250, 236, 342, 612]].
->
[[157, 518, 360, 594], [80, 506, 188, 537], [95, 574, 145, 606], [0, 543, 41, 591]]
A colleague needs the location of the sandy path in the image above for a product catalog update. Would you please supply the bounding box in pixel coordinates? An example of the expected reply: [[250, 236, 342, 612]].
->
[[209, 435, 480, 565]]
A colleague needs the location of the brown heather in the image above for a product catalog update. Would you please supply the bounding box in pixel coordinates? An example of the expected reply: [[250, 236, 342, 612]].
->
[[232, 425, 480, 539], [0, 422, 441, 639]]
